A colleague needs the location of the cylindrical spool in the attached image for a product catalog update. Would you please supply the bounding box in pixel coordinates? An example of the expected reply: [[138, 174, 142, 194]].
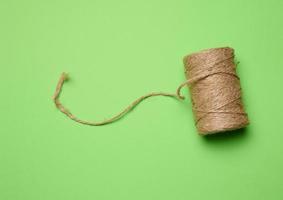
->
[[183, 47, 249, 135]]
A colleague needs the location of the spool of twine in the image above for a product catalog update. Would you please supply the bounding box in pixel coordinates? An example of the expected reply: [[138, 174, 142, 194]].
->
[[53, 47, 249, 135], [182, 47, 249, 134]]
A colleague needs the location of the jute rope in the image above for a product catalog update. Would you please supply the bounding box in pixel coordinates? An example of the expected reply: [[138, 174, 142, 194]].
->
[[53, 72, 185, 126], [183, 47, 249, 134], [53, 47, 249, 135]]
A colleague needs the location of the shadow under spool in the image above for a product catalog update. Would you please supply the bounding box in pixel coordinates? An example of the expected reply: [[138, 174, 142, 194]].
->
[[183, 47, 249, 135]]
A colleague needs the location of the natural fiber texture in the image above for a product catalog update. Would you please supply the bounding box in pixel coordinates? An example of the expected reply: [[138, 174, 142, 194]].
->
[[52, 47, 249, 135], [53, 72, 185, 126], [183, 47, 249, 135]]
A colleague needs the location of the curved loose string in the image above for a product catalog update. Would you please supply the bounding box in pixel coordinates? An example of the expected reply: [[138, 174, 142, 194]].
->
[[53, 72, 185, 126], [53, 70, 241, 126]]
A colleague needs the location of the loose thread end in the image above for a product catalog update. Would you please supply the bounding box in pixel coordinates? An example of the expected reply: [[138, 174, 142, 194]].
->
[[52, 72, 69, 101], [61, 72, 69, 81]]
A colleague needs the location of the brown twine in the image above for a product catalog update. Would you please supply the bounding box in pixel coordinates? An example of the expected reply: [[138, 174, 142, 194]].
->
[[53, 72, 185, 126], [53, 47, 249, 135], [183, 47, 249, 134]]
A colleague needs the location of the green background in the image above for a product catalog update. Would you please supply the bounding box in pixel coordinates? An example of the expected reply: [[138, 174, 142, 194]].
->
[[1, 0, 283, 199]]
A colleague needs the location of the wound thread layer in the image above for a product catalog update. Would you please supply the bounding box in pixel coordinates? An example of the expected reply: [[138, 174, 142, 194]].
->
[[183, 47, 249, 135]]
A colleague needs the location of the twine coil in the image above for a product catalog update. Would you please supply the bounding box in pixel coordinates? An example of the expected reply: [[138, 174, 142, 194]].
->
[[53, 47, 249, 135], [183, 47, 249, 134]]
